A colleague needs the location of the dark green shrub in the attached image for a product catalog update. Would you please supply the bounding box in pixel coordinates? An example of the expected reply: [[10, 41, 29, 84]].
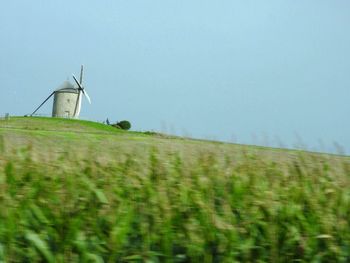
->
[[116, 120, 131, 130]]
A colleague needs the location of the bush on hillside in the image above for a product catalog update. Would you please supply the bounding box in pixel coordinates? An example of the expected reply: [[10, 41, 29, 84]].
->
[[116, 120, 131, 130]]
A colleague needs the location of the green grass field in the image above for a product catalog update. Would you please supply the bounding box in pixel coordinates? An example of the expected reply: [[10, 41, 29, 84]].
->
[[0, 117, 349, 262]]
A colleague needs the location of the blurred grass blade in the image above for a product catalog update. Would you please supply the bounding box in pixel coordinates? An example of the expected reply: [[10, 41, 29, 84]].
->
[[86, 253, 104, 263], [25, 231, 54, 263], [82, 177, 109, 204], [0, 243, 4, 263]]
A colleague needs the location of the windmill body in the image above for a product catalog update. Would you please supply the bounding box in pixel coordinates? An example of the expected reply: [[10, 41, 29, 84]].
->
[[30, 65, 91, 119], [52, 81, 79, 118]]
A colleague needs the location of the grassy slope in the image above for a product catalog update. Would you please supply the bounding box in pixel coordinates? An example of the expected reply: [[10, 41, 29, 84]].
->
[[0, 117, 349, 262], [0, 116, 342, 163]]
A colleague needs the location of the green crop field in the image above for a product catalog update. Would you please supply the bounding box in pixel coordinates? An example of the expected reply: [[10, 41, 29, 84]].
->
[[0, 117, 349, 262]]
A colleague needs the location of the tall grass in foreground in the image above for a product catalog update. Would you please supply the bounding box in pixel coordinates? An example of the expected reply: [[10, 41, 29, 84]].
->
[[0, 144, 349, 262]]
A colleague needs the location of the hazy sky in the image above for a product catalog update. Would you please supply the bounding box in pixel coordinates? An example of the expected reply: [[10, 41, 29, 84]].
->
[[0, 0, 349, 154]]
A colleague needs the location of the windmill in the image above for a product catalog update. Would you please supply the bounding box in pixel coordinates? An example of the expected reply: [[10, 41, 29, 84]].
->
[[30, 65, 91, 118]]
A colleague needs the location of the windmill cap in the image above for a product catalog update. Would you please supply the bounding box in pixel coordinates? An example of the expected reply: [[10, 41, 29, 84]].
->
[[55, 80, 79, 94]]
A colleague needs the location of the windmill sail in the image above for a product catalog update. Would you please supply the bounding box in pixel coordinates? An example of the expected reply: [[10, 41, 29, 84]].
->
[[79, 65, 84, 84], [72, 65, 91, 118], [74, 93, 83, 117]]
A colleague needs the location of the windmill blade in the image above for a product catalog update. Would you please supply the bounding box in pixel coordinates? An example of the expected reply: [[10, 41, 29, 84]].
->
[[79, 65, 84, 84], [73, 90, 82, 117], [72, 74, 83, 89], [81, 88, 91, 104], [73, 90, 83, 117], [30, 91, 55, 116], [73, 73, 91, 104]]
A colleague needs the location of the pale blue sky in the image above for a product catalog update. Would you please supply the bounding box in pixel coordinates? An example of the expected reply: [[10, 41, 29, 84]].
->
[[0, 1, 349, 153]]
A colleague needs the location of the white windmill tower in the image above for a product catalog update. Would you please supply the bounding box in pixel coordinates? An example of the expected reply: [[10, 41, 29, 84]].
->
[[30, 65, 91, 118]]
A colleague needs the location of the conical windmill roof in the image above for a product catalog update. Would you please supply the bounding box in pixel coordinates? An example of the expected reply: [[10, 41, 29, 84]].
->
[[55, 80, 78, 94]]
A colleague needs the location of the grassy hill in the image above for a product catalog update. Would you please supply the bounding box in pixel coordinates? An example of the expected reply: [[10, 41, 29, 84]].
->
[[0, 117, 349, 262]]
